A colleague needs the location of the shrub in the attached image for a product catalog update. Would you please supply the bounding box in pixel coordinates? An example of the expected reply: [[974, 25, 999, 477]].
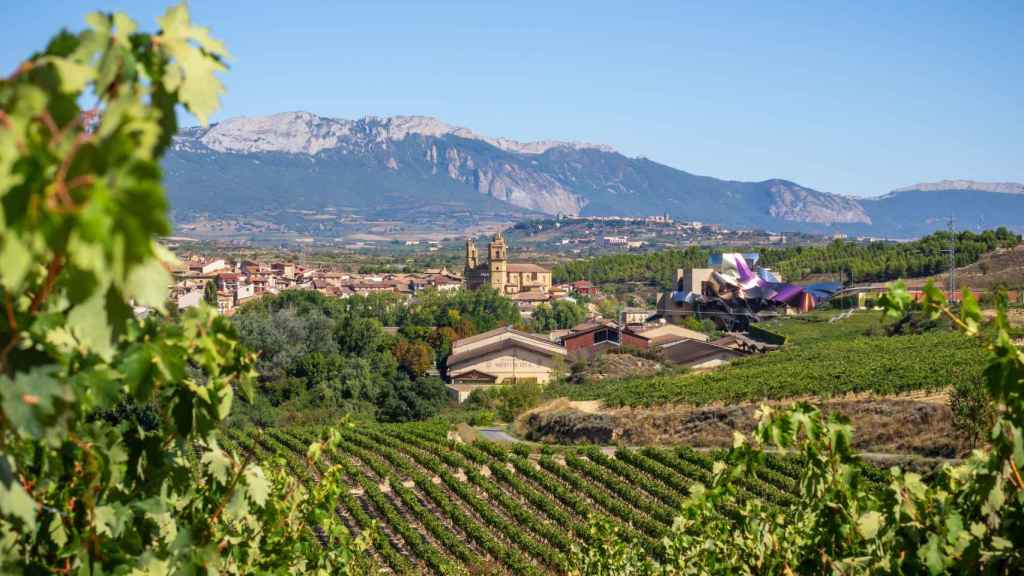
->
[[467, 380, 545, 421]]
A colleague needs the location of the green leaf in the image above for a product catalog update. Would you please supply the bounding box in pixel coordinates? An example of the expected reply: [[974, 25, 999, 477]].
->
[[958, 288, 981, 336], [48, 515, 68, 547], [856, 511, 883, 539], [155, 3, 229, 126], [921, 535, 945, 575], [991, 536, 1013, 550], [903, 473, 927, 499], [111, 11, 137, 43], [244, 466, 270, 507], [128, 553, 171, 576], [306, 441, 322, 462], [41, 55, 96, 93], [878, 280, 911, 319], [223, 489, 250, 523], [94, 503, 130, 538], [120, 343, 159, 402], [67, 289, 114, 360], [123, 248, 172, 311], [0, 456, 37, 530], [0, 367, 65, 439], [202, 448, 232, 485], [0, 235, 32, 291]]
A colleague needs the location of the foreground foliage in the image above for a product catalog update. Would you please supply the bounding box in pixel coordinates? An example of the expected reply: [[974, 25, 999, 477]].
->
[[569, 284, 1024, 574], [0, 6, 364, 572]]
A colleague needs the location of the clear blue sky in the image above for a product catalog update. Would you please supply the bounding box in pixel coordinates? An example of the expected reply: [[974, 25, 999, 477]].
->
[[2, 1, 1021, 197]]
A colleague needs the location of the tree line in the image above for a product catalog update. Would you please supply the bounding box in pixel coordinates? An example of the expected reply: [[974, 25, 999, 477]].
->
[[552, 228, 1020, 288], [229, 287, 524, 427]]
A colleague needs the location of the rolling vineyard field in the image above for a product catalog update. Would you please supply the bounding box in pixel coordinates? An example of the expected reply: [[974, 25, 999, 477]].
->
[[546, 310, 987, 407], [222, 422, 819, 575]]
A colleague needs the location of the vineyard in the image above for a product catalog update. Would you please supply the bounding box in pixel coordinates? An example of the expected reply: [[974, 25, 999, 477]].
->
[[222, 422, 827, 575], [547, 310, 987, 407]]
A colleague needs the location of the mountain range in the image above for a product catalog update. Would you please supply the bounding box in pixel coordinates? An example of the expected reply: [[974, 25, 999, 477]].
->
[[163, 112, 1024, 237]]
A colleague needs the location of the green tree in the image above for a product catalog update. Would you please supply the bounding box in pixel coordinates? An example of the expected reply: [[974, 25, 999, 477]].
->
[[0, 6, 365, 572], [949, 375, 997, 450], [596, 297, 622, 321], [204, 278, 219, 305], [394, 338, 435, 377], [377, 376, 449, 422], [532, 299, 588, 332]]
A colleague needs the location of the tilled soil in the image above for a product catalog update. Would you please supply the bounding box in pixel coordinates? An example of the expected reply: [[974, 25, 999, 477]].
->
[[520, 393, 965, 458]]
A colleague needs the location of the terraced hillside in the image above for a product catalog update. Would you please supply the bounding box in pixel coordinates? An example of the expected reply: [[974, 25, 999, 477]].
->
[[222, 422, 818, 575]]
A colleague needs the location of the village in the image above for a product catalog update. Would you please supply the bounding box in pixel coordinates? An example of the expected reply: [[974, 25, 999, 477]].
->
[[167, 232, 858, 403]]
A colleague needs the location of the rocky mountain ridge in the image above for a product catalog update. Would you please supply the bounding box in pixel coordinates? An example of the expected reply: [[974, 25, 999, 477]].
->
[[164, 112, 1024, 236], [889, 179, 1024, 195], [174, 111, 616, 157]]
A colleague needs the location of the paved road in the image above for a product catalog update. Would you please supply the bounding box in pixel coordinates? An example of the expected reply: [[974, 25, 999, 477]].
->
[[477, 428, 521, 443]]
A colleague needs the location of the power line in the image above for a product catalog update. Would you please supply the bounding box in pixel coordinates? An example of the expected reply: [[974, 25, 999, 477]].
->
[[941, 217, 956, 304]]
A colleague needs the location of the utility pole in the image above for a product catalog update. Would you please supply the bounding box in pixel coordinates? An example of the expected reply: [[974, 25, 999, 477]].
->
[[941, 217, 956, 304]]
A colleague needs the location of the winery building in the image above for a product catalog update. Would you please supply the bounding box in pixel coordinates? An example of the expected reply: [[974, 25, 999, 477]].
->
[[445, 326, 567, 402]]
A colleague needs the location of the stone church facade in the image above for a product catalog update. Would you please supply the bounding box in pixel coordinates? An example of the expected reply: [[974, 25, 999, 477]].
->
[[464, 232, 552, 295]]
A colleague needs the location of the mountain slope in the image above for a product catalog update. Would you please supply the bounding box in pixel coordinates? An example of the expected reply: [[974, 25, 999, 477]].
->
[[163, 112, 867, 228], [858, 181, 1024, 237], [162, 113, 1024, 236]]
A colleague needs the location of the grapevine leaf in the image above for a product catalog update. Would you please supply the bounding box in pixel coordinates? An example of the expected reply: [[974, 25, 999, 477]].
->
[[244, 466, 270, 507], [959, 288, 981, 336], [857, 511, 883, 539], [878, 281, 911, 319], [155, 3, 229, 126], [921, 535, 944, 575], [40, 56, 96, 93], [306, 441, 323, 462], [72, 365, 123, 411], [0, 235, 32, 290], [67, 289, 115, 360], [0, 481, 37, 530], [0, 455, 37, 530], [0, 367, 64, 439], [125, 255, 171, 311], [202, 448, 232, 485], [111, 12, 137, 43], [224, 489, 250, 523], [130, 553, 171, 576], [94, 503, 130, 538], [120, 343, 159, 402], [48, 515, 68, 547]]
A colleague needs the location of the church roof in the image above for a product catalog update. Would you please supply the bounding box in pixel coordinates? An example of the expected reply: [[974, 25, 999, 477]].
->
[[507, 263, 549, 273]]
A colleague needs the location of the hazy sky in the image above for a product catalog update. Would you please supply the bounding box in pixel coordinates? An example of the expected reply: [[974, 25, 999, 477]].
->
[[2, 1, 1021, 197]]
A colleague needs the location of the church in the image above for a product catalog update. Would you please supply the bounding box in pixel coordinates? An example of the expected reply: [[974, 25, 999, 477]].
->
[[464, 232, 552, 295]]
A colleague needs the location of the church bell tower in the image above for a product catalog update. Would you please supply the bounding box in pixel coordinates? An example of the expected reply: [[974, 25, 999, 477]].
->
[[488, 231, 508, 293], [465, 238, 478, 271]]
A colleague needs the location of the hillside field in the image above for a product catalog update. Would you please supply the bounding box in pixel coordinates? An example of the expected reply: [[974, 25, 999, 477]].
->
[[224, 422, 838, 575], [544, 310, 986, 407]]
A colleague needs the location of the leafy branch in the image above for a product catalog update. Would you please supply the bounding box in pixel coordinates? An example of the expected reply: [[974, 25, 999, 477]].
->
[[0, 4, 364, 573]]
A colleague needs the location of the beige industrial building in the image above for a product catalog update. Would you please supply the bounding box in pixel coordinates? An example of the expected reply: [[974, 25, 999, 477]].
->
[[445, 326, 567, 402]]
